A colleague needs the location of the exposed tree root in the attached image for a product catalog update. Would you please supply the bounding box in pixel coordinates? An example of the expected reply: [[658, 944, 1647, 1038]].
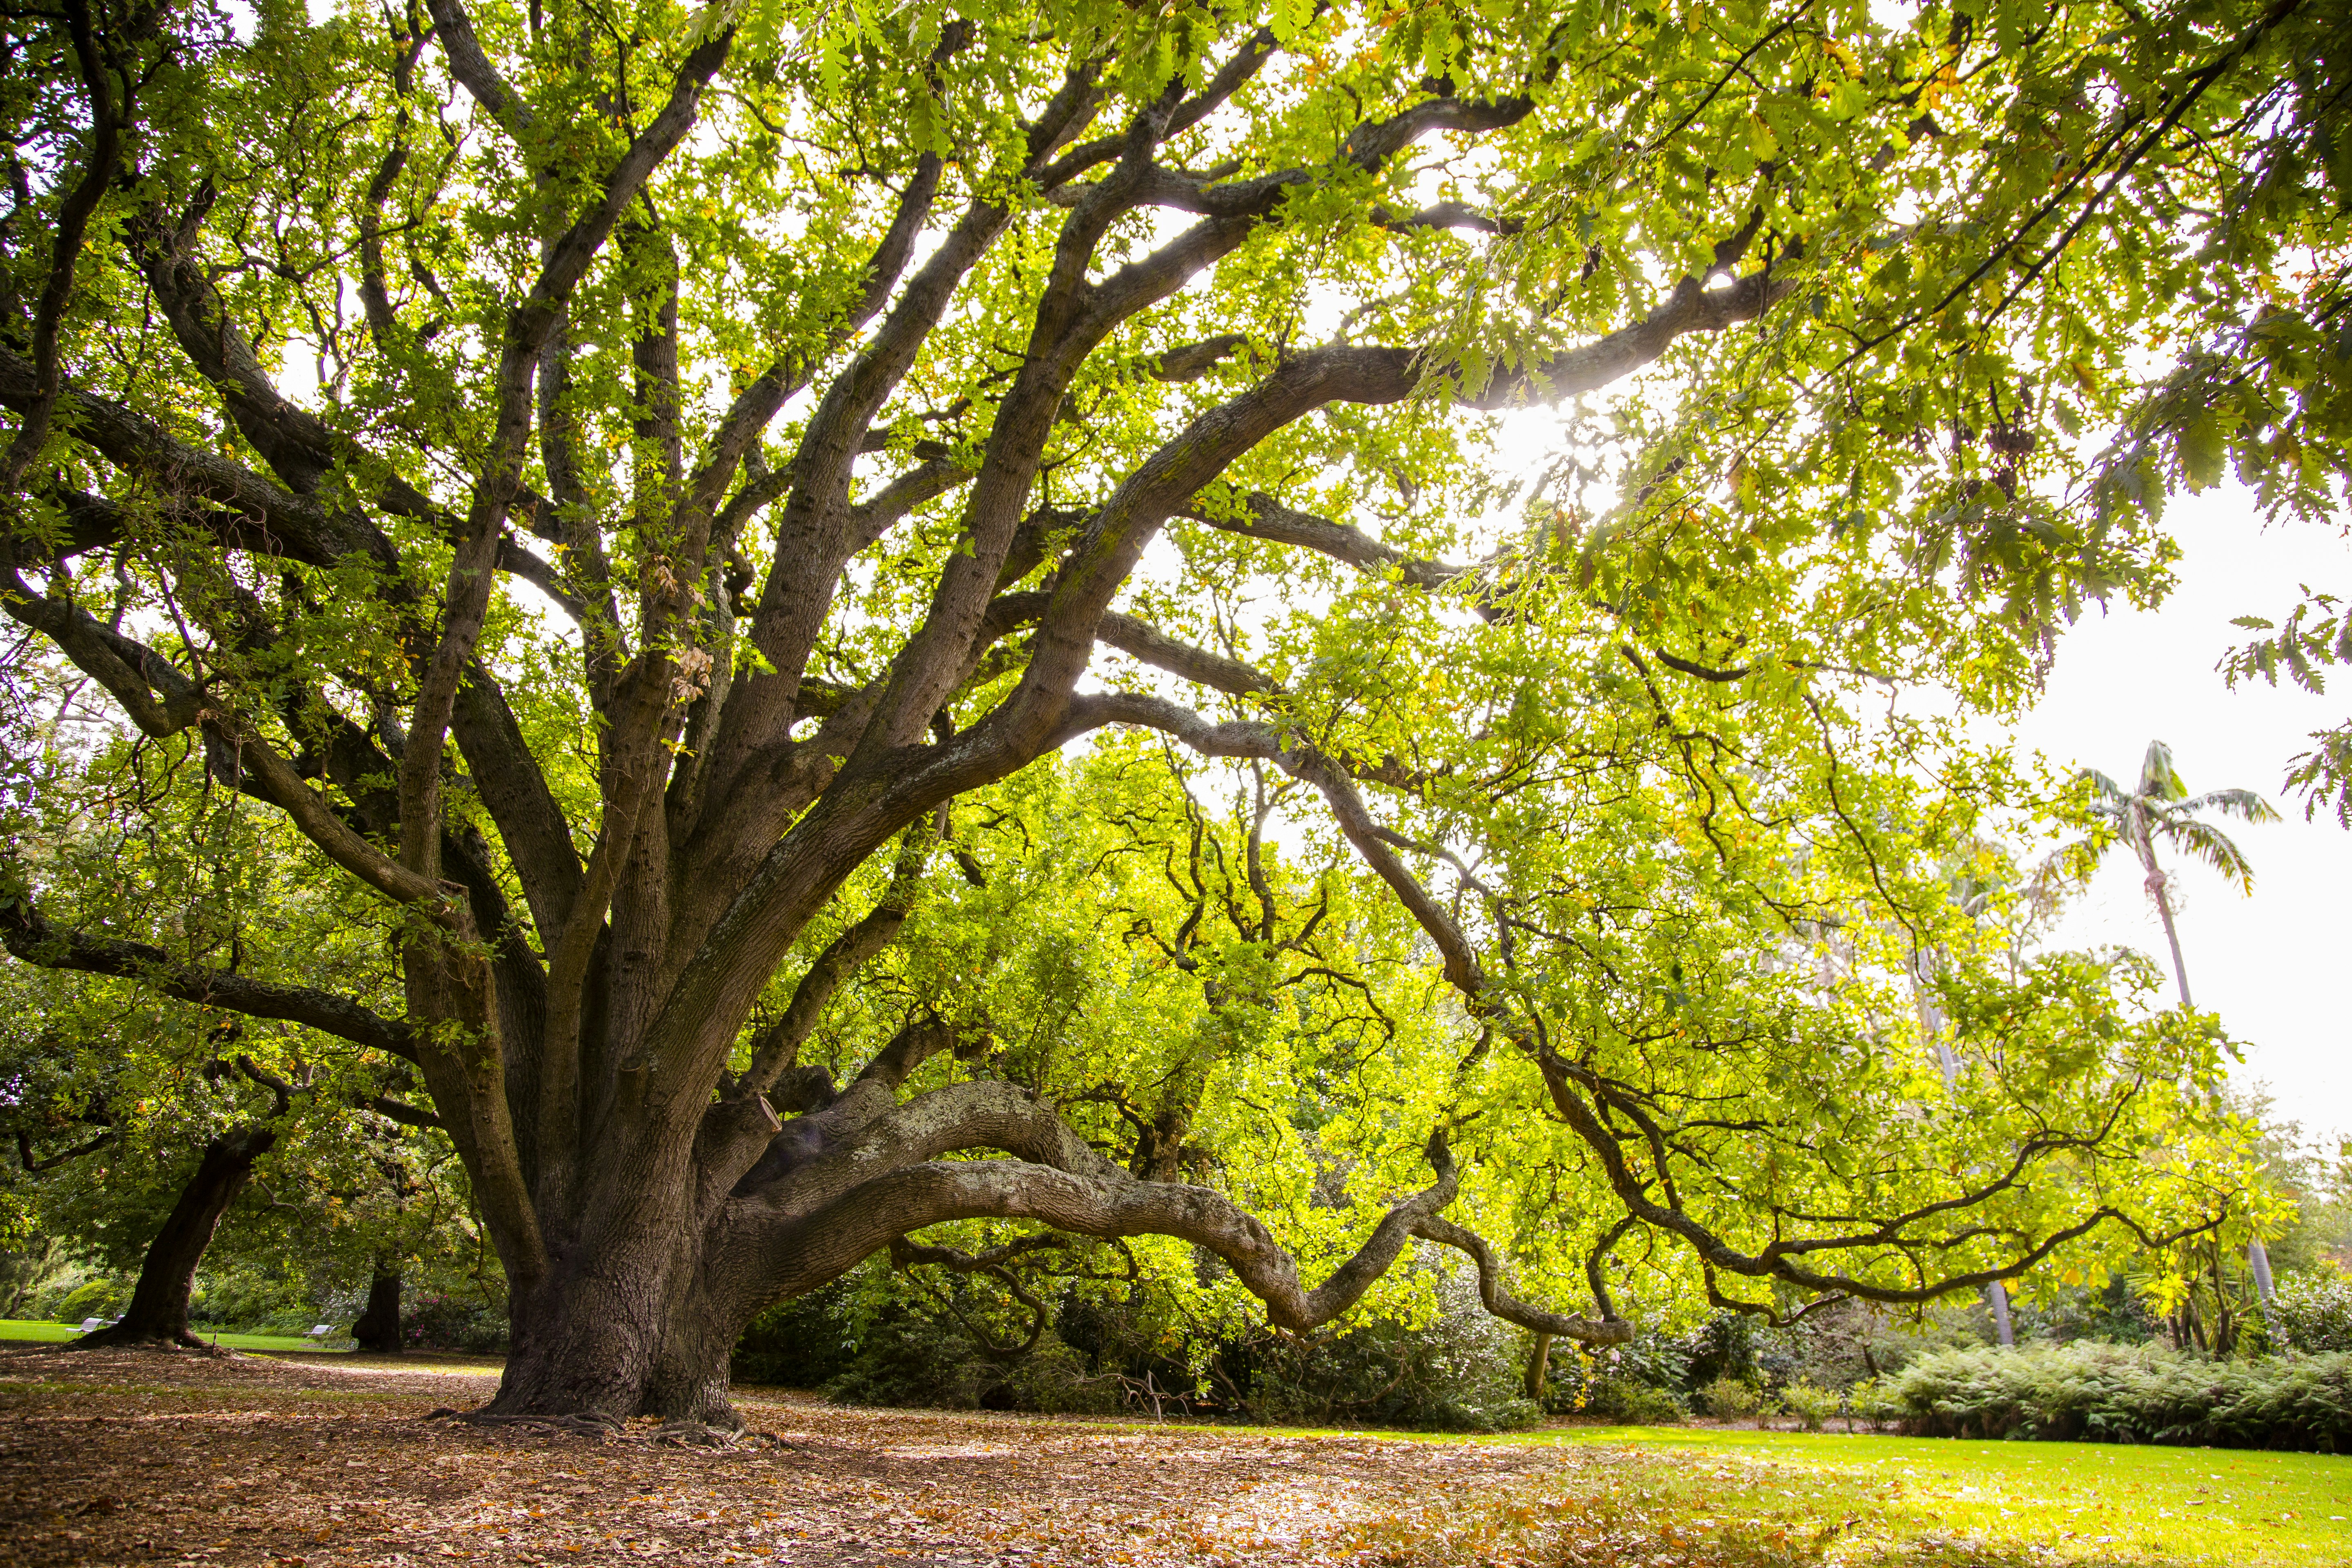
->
[[652, 1417, 787, 1450], [423, 1406, 790, 1450]]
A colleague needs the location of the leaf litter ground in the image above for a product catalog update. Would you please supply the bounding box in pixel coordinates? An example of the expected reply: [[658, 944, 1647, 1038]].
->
[[0, 1343, 2332, 1568]]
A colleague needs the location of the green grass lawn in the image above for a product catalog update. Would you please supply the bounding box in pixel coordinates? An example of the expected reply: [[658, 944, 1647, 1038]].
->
[[1077, 1414, 2352, 1566], [0, 1317, 353, 1352], [1489, 1425, 2352, 1566]]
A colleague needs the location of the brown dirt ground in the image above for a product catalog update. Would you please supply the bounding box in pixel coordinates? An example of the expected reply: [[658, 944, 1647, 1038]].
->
[[0, 1343, 1604, 1568]]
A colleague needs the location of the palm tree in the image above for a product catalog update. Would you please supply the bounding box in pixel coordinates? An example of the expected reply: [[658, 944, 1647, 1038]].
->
[[2080, 739, 2278, 1011], [2081, 739, 2281, 1326]]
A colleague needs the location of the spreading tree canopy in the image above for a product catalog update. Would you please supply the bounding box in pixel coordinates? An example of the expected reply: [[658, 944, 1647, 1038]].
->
[[3, 0, 2335, 1423]]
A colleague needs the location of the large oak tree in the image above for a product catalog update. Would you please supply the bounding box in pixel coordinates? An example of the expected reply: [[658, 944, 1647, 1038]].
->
[[4, 0, 2329, 1423]]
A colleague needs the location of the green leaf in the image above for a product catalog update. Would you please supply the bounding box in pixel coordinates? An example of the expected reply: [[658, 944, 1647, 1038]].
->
[[2177, 416, 2227, 490]]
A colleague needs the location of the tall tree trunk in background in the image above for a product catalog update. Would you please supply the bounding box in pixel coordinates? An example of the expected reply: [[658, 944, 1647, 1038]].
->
[[1986, 1281, 2016, 1347], [351, 1262, 404, 1354], [2250, 1238, 2283, 1346], [76, 1121, 277, 1350], [2145, 862, 2196, 1014]]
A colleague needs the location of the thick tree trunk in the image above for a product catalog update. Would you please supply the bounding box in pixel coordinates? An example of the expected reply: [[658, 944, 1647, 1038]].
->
[[644, 1274, 748, 1428], [76, 1122, 276, 1350], [490, 1269, 754, 1426], [352, 1263, 404, 1353], [483, 1169, 738, 1424], [489, 1262, 672, 1419]]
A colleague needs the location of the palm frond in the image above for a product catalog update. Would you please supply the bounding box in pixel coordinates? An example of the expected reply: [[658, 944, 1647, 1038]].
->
[[2160, 817, 2258, 893], [2078, 767, 2130, 806], [2138, 739, 2187, 801], [2180, 787, 2280, 824]]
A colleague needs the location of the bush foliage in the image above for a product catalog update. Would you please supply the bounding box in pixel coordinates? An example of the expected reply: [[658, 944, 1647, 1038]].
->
[[1579, 1376, 1690, 1426], [1884, 1342, 2352, 1451], [730, 1260, 2352, 1444], [1698, 1377, 1765, 1422], [2275, 1270, 2352, 1354], [401, 1291, 510, 1354], [1779, 1380, 1841, 1432]]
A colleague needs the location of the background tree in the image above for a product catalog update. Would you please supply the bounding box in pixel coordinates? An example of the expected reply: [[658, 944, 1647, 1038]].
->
[[1, 641, 449, 1344], [0, 944, 479, 1345], [2079, 739, 2283, 1320], [2, 0, 2318, 1426]]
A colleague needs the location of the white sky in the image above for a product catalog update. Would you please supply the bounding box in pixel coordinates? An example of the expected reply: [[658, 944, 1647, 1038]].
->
[[2008, 488, 2350, 1140]]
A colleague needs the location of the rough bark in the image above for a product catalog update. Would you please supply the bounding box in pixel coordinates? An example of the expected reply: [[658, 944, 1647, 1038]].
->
[[75, 1121, 277, 1350]]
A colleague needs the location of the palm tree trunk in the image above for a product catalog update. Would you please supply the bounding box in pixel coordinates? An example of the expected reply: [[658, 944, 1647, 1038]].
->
[[2152, 879, 2194, 1010], [2137, 825, 2194, 1010]]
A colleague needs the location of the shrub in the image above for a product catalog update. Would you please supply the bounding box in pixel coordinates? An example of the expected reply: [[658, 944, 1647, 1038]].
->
[[1698, 1376, 1763, 1422], [1779, 1379, 1840, 1432], [1882, 1341, 2352, 1451], [733, 1278, 861, 1388], [1584, 1376, 1686, 1425], [51, 1276, 125, 1324], [2276, 1270, 2352, 1354], [1682, 1312, 1767, 1389], [820, 1310, 998, 1410], [1536, 1327, 1694, 1417], [2008, 1276, 2162, 1345], [189, 1265, 316, 1334], [1845, 1376, 1896, 1431], [0, 1241, 74, 1320], [759, 1252, 1544, 1430], [1008, 1336, 1125, 1416]]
